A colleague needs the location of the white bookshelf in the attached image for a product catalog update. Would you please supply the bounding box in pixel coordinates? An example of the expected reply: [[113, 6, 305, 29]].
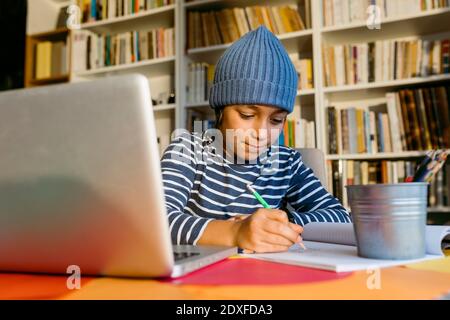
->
[[316, 0, 450, 215], [42, 0, 180, 155], [317, 5, 450, 154]]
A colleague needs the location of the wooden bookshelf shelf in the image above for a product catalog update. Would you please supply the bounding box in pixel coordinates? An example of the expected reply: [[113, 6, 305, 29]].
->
[[28, 27, 70, 39], [25, 28, 71, 88], [29, 74, 70, 86], [183, 0, 223, 8], [73, 56, 175, 78]]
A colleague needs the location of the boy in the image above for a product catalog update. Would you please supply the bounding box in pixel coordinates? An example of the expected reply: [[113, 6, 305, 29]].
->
[[161, 26, 351, 253]]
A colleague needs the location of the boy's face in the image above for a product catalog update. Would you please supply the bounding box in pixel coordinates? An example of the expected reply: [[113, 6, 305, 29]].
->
[[219, 104, 287, 161]]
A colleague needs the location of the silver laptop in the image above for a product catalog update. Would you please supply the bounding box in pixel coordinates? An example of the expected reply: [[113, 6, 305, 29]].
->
[[0, 74, 236, 278]]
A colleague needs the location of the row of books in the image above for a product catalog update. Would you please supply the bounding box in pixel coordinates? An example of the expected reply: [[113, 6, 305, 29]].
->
[[76, 0, 173, 23], [326, 159, 450, 209], [186, 57, 314, 104], [72, 28, 174, 72], [327, 104, 393, 155], [34, 41, 69, 80], [323, 0, 450, 27], [290, 54, 314, 91], [187, 63, 215, 104], [280, 118, 316, 149], [322, 37, 450, 87], [327, 159, 415, 207], [327, 85, 450, 155], [187, 4, 307, 49]]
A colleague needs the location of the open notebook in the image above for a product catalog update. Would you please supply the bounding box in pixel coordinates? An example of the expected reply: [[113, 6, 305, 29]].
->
[[244, 223, 450, 272]]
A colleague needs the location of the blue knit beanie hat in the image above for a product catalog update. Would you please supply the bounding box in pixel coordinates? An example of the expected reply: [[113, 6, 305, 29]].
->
[[209, 26, 298, 113]]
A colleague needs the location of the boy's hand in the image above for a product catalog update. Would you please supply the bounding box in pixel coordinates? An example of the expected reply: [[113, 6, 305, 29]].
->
[[233, 208, 303, 253]]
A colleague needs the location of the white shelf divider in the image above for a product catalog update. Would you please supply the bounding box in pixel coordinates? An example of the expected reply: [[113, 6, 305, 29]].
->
[[187, 29, 313, 55], [323, 74, 450, 93], [79, 4, 176, 29], [154, 103, 176, 112], [73, 56, 176, 77], [326, 151, 436, 161], [321, 6, 450, 33]]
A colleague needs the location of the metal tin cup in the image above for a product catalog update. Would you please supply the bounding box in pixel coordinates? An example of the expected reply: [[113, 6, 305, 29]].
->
[[346, 183, 428, 260]]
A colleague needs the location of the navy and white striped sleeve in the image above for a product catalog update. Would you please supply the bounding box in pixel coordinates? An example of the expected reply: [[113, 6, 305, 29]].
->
[[285, 152, 352, 226], [160, 133, 212, 245]]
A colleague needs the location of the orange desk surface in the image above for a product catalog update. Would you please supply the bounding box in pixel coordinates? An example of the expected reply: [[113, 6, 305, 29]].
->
[[1, 256, 450, 300]]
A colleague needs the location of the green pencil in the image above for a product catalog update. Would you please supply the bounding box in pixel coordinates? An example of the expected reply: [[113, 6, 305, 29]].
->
[[246, 184, 306, 250], [246, 184, 270, 209]]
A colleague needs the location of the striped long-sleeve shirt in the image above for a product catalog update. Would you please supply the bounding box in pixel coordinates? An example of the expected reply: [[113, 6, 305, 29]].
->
[[161, 132, 351, 245]]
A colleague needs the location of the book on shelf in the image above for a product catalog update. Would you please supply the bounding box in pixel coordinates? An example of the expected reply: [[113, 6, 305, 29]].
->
[[322, 36, 450, 87], [71, 27, 174, 72], [429, 161, 450, 208], [327, 104, 393, 154], [322, 0, 450, 27], [326, 158, 450, 210], [35, 41, 69, 80], [187, 3, 308, 49], [327, 84, 450, 155], [76, 0, 174, 23], [290, 53, 314, 91], [187, 62, 215, 104], [279, 118, 316, 149]]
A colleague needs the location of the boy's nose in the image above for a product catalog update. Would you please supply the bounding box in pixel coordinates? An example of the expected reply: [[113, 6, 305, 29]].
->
[[249, 127, 268, 142]]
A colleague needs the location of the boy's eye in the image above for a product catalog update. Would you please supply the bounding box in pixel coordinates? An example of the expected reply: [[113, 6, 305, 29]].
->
[[239, 112, 254, 119], [271, 118, 284, 125]]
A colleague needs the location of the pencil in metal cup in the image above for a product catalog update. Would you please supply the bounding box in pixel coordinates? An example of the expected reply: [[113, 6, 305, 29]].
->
[[412, 150, 434, 181], [412, 150, 448, 182], [246, 184, 307, 250], [425, 151, 448, 183]]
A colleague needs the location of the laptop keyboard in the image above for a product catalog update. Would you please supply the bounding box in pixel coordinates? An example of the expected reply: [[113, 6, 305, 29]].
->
[[173, 251, 200, 261]]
